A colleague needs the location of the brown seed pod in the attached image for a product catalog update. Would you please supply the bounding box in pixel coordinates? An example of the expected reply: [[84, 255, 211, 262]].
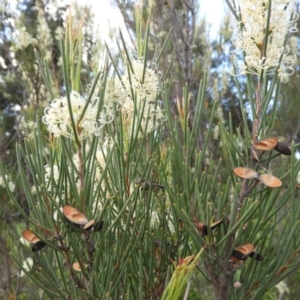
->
[[253, 137, 278, 151], [31, 241, 46, 252], [22, 230, 40, 244], [211, 220, 223, 230], [274, 142, 291, 155], [136, 178, 165, 191], [196, 222, 206, 234], [22, 230, 46, 252], [83, 219, 95, 231], [249, 251, 264, 261], [233, 167, 258, 180], [178, 218, 184, 230], [231, 244, 263, 261], [259, 174, 282, 188], [250, 147, 259, 162], [94, 220, 104, 232], [197, 219, 223, 236], [63, 206, 88, 225], [232, 244, 255, 261], [72, 262, 82, 272], [83, 220, 104, 232]]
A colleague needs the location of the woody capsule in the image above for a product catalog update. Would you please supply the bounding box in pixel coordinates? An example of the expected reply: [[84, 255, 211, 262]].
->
[[253, 137, 278, 151], [22, 230, 46, 252], [196, 219, 223, 236], [253, 137, 291, 156], [63, 206, 88, 225], [231, 244, 263, 262], [62, 205, 104, 232]]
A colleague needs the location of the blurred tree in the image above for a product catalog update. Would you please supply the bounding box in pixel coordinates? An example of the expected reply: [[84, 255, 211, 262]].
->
[[112, 0, 215, 149], [273, 3, 300, 144], [0, 0, 103, 298], [111, 0, 249, 154]]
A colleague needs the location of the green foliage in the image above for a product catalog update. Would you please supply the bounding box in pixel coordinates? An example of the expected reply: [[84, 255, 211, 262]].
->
[[1, 1, 300, 299]]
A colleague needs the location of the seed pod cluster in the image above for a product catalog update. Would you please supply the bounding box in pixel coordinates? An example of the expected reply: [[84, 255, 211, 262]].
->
[[231, 244, 263, 262], [21, 206, 104, 253], [233, 167, 282, 188], [63, 205, 104, 232], [233, 137, 291, 187]]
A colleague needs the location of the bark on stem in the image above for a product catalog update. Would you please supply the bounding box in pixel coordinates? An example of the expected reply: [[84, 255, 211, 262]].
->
[[77, 145, 85, 213], [253, 81, 262, 144]]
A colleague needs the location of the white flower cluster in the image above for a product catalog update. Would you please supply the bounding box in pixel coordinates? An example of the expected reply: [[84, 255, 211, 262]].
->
[[117, 59, 166, 137], [150, 210, 175, 235], [17, 116, 37, 137], [13, 27, 38, 51], [36, 6, 53, 61], [0, 175, 15, 192], [17, 257, 33, 277], [19, 236, 30, 247], [40, 58, 166, 215], [232, 0, 298, 76], [87, 78, 120, 114], [42, 91, 112, 141], [44, 142, 113, 215]]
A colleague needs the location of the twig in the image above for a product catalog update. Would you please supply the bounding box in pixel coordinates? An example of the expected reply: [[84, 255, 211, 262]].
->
[[237, 179, 259, 211], [77, 145, 85, 213], [183, 280, 192, 300], [253, 80, 262, 143]]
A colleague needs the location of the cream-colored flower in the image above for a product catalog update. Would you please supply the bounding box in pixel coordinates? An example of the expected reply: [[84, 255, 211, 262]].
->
[[19, 237, 30, 247], [296, 171, 300, 184], [121, 59, 160, 101], [17, 258, 33, 277], [88, 77, 120, 113], [216, 106, 225, 124], [30, 186, 37, 195], [150, 211, 160, 228], [16, 116, 37, 137], [96, 139, 113, 171], [117, 59, 166, 137], [234, 281, 242, 289], [92, 196, 104, 213], [0, 175, 15, 192], [150, 209, 175, 235], [232, 0, 298, 76], [275, 281, 290, 296], [55, 26, 64, 40], [14, 27, 38, 50], [36, 7, 52, 59], [42, 91, 112, 140], [45, 160, 81, 193], [0, 57, 7, 69], [44, 164, 60, 187], [8, 181, 15, 192], [53, 206, 63, 221], [213, 125, 220, 140]]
